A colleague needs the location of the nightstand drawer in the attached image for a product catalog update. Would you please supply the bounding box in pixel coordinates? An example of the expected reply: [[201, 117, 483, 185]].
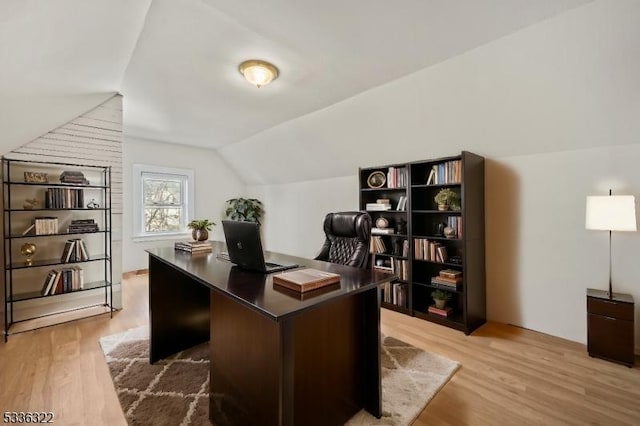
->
[[587, 297, 633, 320], [587, 314, 634, 365]]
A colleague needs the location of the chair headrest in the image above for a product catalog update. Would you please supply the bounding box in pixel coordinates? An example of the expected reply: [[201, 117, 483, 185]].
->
[[323, 212, 370, 240]]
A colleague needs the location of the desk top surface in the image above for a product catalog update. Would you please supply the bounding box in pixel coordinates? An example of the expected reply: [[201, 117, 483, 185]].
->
[[147, 241, 395, 320]]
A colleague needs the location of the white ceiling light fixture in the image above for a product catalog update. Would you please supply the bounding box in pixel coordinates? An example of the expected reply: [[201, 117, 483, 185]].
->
[[238, 59, 279, 88]]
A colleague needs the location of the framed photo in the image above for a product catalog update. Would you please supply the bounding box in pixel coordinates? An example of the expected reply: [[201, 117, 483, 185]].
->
[[24, 171, 49, 183]]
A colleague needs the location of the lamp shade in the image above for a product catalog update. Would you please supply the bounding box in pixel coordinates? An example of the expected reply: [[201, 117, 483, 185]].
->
[[585, 195, 637, 231]]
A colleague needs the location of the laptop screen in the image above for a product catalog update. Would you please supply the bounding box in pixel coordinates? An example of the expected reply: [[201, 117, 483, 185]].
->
[[222, 220, 268, 272]]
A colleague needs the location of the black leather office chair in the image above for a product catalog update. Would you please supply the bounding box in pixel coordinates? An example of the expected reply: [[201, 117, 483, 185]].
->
[[314, 212, 371, 269]]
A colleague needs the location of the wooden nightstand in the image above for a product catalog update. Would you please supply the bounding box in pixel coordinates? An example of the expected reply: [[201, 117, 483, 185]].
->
[[587, 289, 635, 367]]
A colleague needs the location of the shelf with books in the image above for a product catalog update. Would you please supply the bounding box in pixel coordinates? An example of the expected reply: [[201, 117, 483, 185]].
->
[[8, 254, 109, 270], [11, 280, 109, 302], [413, 280, 464, 294], [6, 230, 106, 240], [3, 181, 108, 189], [412, 210, 462, 215], [4, 207, 107, 212], [374, 253, 408, 260], [361, 187, 406, 192], [2, 157, 113, 340]]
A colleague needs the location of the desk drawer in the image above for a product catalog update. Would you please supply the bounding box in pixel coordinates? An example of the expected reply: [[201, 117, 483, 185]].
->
[[587, 297, 633, 320]]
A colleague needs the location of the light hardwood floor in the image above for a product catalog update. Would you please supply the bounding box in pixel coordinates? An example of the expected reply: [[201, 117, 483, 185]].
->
[[1, 274, 638, 425]]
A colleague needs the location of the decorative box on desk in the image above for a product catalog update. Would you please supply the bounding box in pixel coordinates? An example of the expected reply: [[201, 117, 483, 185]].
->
[[586, 289, 635, 367]]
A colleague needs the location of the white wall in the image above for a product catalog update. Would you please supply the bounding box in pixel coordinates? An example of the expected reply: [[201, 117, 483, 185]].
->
[[242, 1, 640, 351], [248, 176, 358, 259], [122, 137, 245, 272], [485, 145, 640, 350]]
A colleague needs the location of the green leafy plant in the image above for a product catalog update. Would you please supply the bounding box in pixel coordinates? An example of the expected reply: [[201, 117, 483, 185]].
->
[[431, 289, 453, 301], [434, 188, 460, 210], [187, 219, 216, 231], [224, 198, 265, 224]]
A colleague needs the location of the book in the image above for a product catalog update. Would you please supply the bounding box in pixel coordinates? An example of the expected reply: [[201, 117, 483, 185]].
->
[[60, 240, 75, 263], [431, 278, 462, 290], [433, 275, 462, 284], [439, 269, 462, 278], [428, 305, 453, 317], [365, 203, 391, 211], [175, 241, 213, 253], [273, 281, 340, 300], [21, 223, 35, 236], [371, 228, 394, 235], [41, 270, 57, 296], [273, 268, 340, 293], [426, 167, 436, 185]]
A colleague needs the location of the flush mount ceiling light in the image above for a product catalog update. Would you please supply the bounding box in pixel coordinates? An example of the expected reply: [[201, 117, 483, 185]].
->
[[238, 59, 279, 88]]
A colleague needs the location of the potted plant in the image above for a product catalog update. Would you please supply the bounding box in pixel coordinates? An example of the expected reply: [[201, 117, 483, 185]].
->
[[187, 219, 216, 241], [434, 188, 460, 211], [224, 198, 265, 224], [431, 289, 453, 309]]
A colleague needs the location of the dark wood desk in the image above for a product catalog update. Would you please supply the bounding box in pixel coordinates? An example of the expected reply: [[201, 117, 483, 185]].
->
[[147, 243, 394, 426]]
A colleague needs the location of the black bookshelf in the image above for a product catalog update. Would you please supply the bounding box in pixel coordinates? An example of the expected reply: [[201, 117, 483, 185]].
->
[[359, 151, 486, 334]]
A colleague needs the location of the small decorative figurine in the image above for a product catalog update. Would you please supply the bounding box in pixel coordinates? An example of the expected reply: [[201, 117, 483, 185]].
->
[[20, 242, 37, 265], [23, 198, 38, 210], [87, 199, 100, 209]]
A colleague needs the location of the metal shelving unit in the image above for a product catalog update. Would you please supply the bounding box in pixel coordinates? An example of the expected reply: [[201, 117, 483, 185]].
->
[[2, 158, 113, 340]]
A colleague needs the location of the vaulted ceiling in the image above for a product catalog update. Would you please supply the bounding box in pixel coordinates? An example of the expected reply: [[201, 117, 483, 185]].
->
[[1, 0, 590, 154]]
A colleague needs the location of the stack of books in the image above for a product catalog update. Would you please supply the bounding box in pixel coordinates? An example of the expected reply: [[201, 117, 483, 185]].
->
[[366, 199, 392, 211], [59, 171, 89, 185], [35, 217, 58, 235], [68, 219, 98, 233], [273, 268, 340, 293], [431, 269, 462, 290], [428, 305, 453, 317], [175, 241, 213, 254]]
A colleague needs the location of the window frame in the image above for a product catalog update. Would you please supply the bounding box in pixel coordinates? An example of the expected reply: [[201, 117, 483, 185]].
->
[[132, 164, 194, 241]]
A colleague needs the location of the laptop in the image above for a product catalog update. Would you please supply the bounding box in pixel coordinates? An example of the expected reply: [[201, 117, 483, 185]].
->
[[221, 220, 298, 273]]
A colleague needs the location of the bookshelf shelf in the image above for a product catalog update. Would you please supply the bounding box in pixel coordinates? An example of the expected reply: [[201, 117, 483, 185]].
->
[[6, 230, 106, 240], [413, 280, 464, 294], [360, 187, 406, 192], [10, 280, 110, 302], [360, 152, 485, 335], [8, 254, 109, 270], [2, 158, 113, 340]]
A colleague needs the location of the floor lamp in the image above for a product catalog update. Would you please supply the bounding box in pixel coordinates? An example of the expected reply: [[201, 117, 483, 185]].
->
[[585, 190, 637, 299]]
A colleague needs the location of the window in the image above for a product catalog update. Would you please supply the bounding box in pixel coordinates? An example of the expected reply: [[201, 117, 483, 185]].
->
[[133, 164, 194, 239]]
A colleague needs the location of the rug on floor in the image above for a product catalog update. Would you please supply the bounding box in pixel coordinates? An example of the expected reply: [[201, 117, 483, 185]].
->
[[100, 327, 459, 426]]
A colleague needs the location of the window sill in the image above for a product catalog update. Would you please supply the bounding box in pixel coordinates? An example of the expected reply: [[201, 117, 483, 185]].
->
[[132, 233, 190, 243]]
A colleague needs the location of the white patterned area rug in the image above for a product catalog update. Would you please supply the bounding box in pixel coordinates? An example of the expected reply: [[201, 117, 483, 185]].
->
[[100, 327, 460, 426]]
